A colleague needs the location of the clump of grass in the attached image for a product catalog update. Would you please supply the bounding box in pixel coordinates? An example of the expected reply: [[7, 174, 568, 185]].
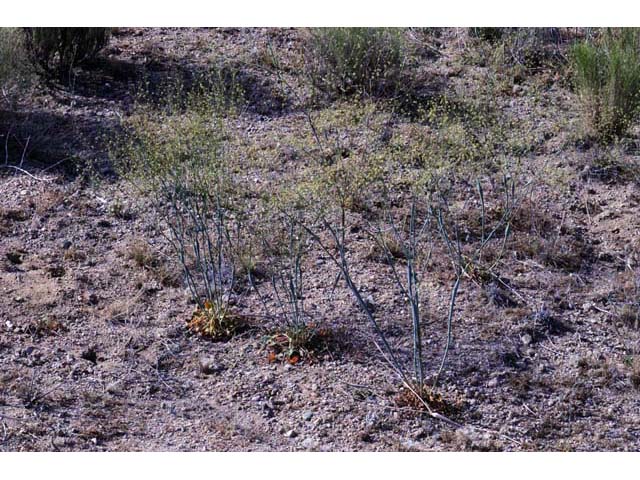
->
[[127, 240, 159, 269], [266, 324, 321, 365], [110, 199, 136, 220], [571, 28, 640, 141], [26, 316, 66, 337], [187, 299, 242, 341], [305, 28, 407, 97], [395, 381, 462, 415]]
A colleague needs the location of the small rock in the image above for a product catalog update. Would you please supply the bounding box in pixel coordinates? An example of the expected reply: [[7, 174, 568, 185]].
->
[[521, 333, 533, 346], [52, 436, 67, 449], [106, 381, 121, 394], [302, 411, 313, 421], [401, 439, 421, 451], [284, 429, 297, 438], [363, 295, 376, 313], [301, 438, 318, 449], [199, 357, 224, 375], [412, 428, 427, 440], [262, 401, 275, 418], [487, 377, 499, 388], [143, 281, 162, 294], [21, 346, 35, 357], [62, 240, 72, 250]]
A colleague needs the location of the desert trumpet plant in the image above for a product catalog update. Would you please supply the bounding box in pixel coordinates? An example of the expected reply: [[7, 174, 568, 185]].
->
[[368, 196, 433, 392], [250, 200, 318, 361], [117, 92, 244, 331]]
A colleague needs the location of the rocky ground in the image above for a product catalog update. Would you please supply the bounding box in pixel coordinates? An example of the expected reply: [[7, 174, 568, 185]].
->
[[1, 28, 640, 451]]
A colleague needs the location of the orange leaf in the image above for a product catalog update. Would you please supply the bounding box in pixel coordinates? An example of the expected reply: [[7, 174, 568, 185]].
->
[[288, 355, 300, 365]]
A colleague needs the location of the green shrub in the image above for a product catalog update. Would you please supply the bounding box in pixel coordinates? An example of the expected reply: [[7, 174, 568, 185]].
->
[[571, 28, 640, 140], [22, 27, 111, 78], [305, 28, 407, 97]]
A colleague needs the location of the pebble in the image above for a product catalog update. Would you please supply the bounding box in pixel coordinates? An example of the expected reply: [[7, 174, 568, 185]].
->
[[301, 438, 318, 449], [262, 401, 274, 418], [521, 333, 533, 346], [284, 429, 297, 438], [412, 428, 427, 439], [52, 436, 67, 449], [303, 411, 313, 421], [401, 439, 421, 450], [199, 357, 224, 375], [106, 381, 121, 394]]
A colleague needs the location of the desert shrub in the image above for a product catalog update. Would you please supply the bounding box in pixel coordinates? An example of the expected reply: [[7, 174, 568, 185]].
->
[[22, 27, 111, 79], [1, 28, 38, 166], [0, 28, 33, 89], [304, 27, 407, 97], [571, 28, 640, 141]]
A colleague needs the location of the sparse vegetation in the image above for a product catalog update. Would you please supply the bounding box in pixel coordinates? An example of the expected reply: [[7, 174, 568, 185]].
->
[[4, 27, 640, 452]]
